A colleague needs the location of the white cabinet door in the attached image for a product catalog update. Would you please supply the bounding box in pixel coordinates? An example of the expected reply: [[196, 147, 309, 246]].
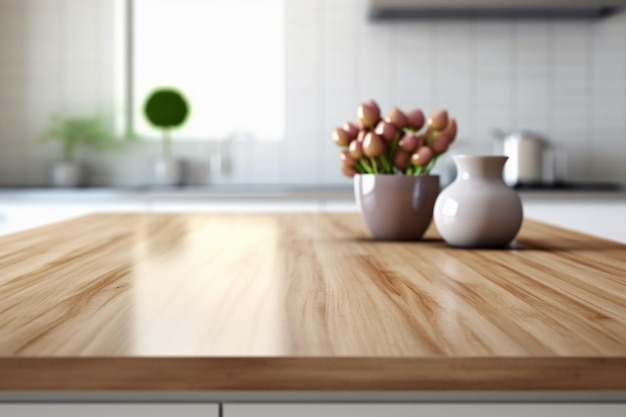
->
[[0, 403, 218, 417], [522, 200, 626, 243], [224, 403, 626, 417]]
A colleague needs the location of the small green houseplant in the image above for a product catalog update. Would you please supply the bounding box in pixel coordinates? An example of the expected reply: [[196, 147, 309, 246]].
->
[[144, 88, 189, 157], [143, 88, 190, 186], [41, 114, 114, 162], [40, 114, 114, 187]]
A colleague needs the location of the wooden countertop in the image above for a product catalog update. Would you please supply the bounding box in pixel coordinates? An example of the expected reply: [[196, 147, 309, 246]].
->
[[0, 213, 625, 391]]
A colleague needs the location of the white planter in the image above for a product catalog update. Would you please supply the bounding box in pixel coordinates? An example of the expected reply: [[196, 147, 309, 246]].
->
[[52, 161, 83, 188], [154, 157, 182, 186]]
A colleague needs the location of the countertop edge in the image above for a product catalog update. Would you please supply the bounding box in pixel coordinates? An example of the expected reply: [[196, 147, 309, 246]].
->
[[1, 357, 625, 391]]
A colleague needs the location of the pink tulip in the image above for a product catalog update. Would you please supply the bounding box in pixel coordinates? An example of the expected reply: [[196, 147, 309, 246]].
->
[[441, 118, 458, 143], [342, 164, 357, 178], [343, 121, 359, 141], [374, 120, 397, 142], [394, 151, 410, 171], [348, 139, 363, 160], [363, 132, 385, 158], [340, 150, 356, 166], [357, 101, 381, 129], [430, 133, 451, 155], [366, 99, 381, 117], [428, 109, 449, 131], [411, 146, 434, 167], [399, 133, 420, 153], [384, 107, 408, 129], [332, 128, 351, 147], [406, 109, 425, 130]]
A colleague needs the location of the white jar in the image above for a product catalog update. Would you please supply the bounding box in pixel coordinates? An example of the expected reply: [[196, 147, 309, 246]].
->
[[434, 155, 523, 248]]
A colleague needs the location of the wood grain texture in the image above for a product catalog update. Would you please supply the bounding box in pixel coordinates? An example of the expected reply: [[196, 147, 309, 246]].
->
[[0, 213, 625, 390]]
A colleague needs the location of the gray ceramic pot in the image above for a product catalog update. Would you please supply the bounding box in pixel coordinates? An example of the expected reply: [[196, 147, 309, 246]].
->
[[154, 157, 182, 186], [354, 174, 440, 241], [434, 155, 523, 248], [52, 161, 82, 187]]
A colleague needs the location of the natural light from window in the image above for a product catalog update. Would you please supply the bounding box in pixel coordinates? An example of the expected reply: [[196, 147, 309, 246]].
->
[[126, 0, 285, 141]]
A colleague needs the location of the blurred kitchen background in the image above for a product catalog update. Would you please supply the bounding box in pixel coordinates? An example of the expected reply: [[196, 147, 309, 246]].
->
[[1, 0, 625, 188]]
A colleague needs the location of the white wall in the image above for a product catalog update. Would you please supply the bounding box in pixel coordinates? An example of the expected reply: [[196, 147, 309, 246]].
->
[[0, 0, 625, 187]]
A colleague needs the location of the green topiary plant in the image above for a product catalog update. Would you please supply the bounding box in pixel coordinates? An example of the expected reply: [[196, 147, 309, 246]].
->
[[144, 88, 190, 157], [40, 114, 115, 162]]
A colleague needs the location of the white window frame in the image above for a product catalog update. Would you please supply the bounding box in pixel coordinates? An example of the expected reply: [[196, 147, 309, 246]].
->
[[113, 0, 286, 143]]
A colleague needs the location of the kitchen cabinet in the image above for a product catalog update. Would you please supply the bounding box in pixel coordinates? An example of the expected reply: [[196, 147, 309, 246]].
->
[[224, 403, 626, 417], [369, 0, 626, 19], [0, 403, 218, 417], [522, 198, 626, 243]]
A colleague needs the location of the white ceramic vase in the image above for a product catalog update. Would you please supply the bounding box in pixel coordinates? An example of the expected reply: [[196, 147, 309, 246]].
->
[[434, 155, 523, 248], [154, 157, 182, 186], [52, 161, 82, 188]]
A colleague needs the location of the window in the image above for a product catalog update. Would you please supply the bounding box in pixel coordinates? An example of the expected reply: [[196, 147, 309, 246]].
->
[[115, 0, 285, 141]]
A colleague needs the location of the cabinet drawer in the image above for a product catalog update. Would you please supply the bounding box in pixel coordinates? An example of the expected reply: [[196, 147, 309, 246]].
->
[[0, 403, 218, 417], [224, 403, 626, 417]]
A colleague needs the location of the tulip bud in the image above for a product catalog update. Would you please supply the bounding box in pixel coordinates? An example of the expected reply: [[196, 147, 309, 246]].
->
[[384, 107, 408, 129], [363, 132, 385, 158], [340, 150, 356, 166], [341, 164, 357, 178], [374, 120, 397, 142], [348, 139, 363, 160], [366, 99, 381, 116], [441, 118, 457, 143], [343, 121, 359, 141], [357, 101, 380, 129], [411, 146, 434, 167], [333, 128, 351, 147], [429, 133, 451, 155], [428, 109, 448, 131], [406, 109, 425, 130], [398, 133, 420, 153], [394, 151, 410, 171], [356, 129, 367, 143]]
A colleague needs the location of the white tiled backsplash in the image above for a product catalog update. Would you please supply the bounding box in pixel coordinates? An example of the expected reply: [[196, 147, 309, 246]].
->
[[0, 0, 625, 187]]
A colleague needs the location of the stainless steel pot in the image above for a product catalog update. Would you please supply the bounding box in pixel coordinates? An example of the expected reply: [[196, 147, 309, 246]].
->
[[493, 130, 554, 186]]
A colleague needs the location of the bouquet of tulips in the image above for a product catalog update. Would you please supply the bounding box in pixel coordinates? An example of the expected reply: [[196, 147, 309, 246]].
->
[[333, 100, 458, 177]]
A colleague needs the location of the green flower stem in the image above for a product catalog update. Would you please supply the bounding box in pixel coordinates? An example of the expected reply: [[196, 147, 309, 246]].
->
[[389, 132, 401, 170], [358, 159, 373, 174], [426, 128, 438, 146], [385, 155, 393, 173], [379, 154, 392, 173], [378, 157, 385, 173], [370, 158, 379, 175], [411, 165, 424, 176]]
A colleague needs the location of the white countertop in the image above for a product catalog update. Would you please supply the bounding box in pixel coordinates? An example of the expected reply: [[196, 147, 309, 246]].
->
[[0, 187, 625, 243], [0, 186, 624, 201]]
